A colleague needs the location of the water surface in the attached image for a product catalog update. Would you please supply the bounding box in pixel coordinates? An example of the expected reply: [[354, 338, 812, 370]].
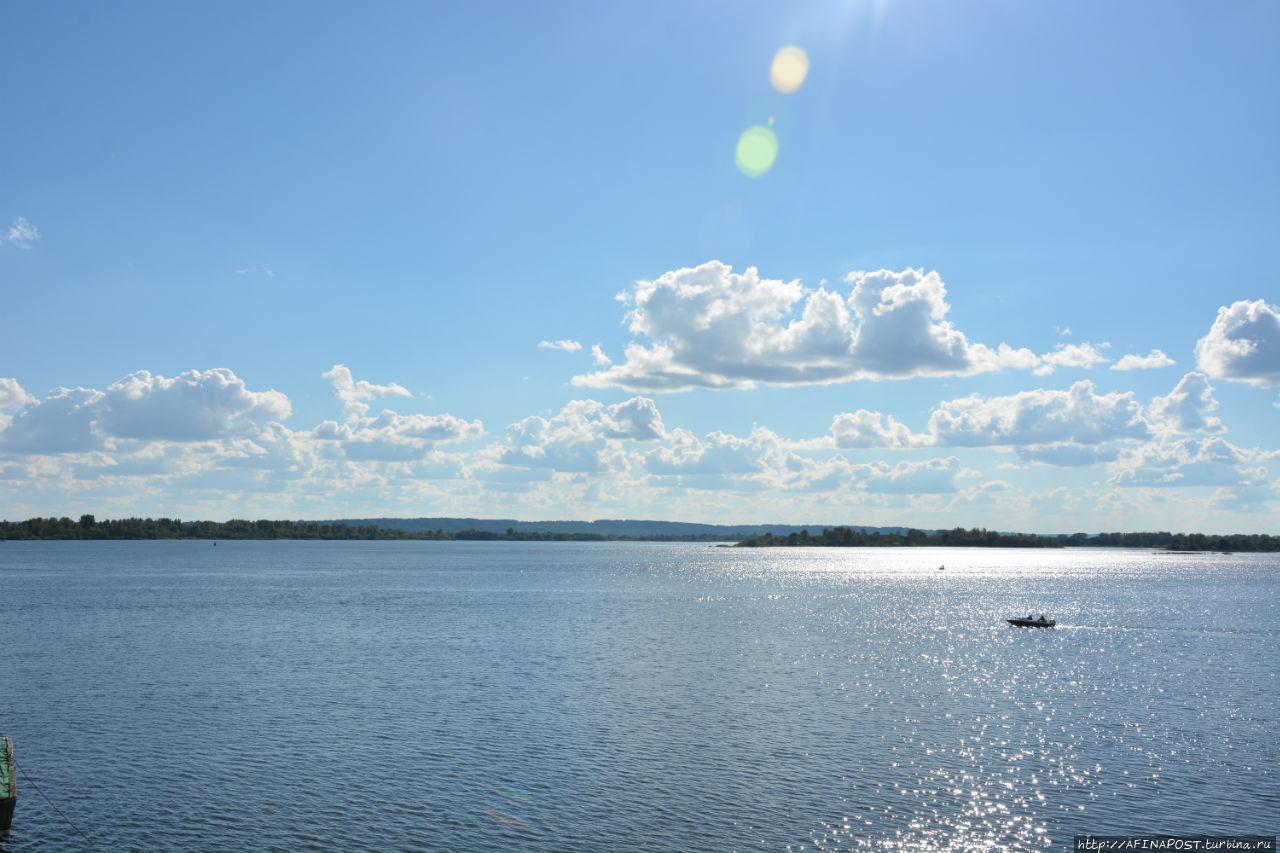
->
[[1, 541, 1276, 850]]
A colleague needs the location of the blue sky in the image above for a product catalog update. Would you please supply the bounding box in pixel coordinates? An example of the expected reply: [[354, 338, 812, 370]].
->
[[2, 0, 1277, 531]]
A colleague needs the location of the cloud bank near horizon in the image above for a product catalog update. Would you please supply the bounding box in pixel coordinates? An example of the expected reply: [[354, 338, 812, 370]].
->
[[0, 352, 1274, 525]]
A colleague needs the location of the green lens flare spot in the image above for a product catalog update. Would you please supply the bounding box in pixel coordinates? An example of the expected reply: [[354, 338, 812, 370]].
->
[[735, 125, 779, 178]]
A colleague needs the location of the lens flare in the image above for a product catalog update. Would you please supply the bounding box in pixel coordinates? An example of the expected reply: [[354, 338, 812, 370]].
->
[[770, 46, 809, 94], [483, 810, 533, 833], [498, 784, 532, 803], [735, 125, 779, 177]]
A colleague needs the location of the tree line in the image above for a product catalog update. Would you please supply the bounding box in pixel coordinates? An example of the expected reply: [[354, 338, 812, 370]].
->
[[1085, 530, 1279, 552], [1, 517, 1275, 551], [736, 527, 1061, 548], [735, 526, 1279, 552], [0, 516, 722, 542]]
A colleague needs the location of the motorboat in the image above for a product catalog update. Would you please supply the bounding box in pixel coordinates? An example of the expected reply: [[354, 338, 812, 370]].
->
[[1007, 615, 1055, 628]]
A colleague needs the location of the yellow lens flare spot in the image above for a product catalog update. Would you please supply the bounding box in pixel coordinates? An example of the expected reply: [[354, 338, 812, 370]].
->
[[770, 46, 809, 94], [735, 124, 779, 177]]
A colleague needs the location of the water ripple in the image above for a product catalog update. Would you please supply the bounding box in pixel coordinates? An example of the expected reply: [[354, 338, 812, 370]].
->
[[0, 541, 1275, 850]]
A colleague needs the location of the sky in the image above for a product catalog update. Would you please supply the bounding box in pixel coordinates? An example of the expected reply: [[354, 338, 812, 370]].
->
[[1, 0, 1277, 532]]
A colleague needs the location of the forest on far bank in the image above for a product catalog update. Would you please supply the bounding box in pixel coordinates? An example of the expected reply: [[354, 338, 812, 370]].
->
[[734, 526, 1279, 552], [0, 515, 715, 542], [0, 516, 1276, 551]]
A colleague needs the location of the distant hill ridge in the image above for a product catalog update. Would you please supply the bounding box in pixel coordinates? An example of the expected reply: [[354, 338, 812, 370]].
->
[[327, 517, 911, 538]]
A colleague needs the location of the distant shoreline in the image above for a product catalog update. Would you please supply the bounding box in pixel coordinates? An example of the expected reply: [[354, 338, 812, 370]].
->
[[1, 516, 1276, 551], [732, 527, 1279, 552]]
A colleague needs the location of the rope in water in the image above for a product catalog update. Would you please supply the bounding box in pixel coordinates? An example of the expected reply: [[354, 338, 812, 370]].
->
[[12, 757, 95, 848]]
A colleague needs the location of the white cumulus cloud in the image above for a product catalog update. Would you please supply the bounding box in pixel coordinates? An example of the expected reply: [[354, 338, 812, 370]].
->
[[0, 386, 106, 453], [98, 369, 291, 441], [1, 217, 39, 248], [928, 380, 1149, 446], [572, 262, 1040, 392], [538, 339, 583, 353], [1194, 299, 1280, 387], [1111, 349, 1175, 371], [641, 425, 963, 494], [314, 366, 480, 461], [845, 269, 980, 377], [1033, 342, 1110, 376], [644, 426, 779, 477], [829, 410, 918, 449], [314, 410, 483, 462], [1109, 437, 1271, 488], [1017, 442, 1119, 467], [855, 456, 962, 494], [323, 364, 412, 419], [0, 378, 36, 409], [1148, 372, 1224, 435], [604, 397, 667, 441], [0, 368, 290, 453], [498, 397, 666, 472]]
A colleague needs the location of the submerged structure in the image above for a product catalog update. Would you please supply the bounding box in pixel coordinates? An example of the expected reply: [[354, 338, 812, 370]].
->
[[1, 737, 14, 832]]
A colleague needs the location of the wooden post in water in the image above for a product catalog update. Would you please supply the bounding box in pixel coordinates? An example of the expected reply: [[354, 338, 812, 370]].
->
[[0, 737, 14, 832]]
